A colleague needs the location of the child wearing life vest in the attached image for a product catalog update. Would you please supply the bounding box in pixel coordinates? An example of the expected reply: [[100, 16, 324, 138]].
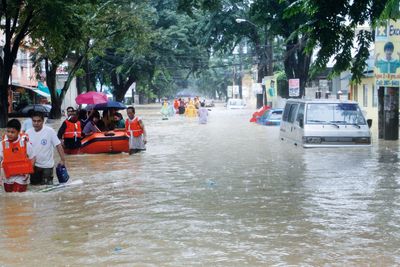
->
[[125, 106, 147, 155], [0, 119, 35, 192]]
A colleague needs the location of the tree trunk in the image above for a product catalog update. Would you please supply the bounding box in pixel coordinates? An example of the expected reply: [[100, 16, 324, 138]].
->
[[0, 59, 8, 127], [0, 84, 8, 128], [84, 57, 91, 91], [284, 37, 311, 98], [238, 42, 243, 99], [46, 61, 63, 119], [111, 72, 136, 102], [77, 76, 84, 95]]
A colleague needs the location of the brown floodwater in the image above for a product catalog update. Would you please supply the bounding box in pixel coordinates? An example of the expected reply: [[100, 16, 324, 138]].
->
[[1, 103, 400, 266]]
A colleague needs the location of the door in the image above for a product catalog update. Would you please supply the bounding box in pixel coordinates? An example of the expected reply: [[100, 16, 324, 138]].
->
[[287, 103, 299, 143], [294, 103, 305, 145]]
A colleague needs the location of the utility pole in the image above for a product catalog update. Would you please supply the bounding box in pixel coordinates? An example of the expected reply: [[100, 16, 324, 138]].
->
[[238, 42, 243, 99]]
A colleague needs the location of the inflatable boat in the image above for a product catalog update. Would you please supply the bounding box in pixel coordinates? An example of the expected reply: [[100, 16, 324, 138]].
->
[[64, 131, 129, 154]]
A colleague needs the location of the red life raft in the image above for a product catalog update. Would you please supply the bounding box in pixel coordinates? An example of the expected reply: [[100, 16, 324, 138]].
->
[[64, 131, 129, 154], [250, 105, 270, 122]]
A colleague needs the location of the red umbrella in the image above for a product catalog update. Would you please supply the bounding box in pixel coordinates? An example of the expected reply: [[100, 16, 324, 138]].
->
[[75, 91, 108, 105]]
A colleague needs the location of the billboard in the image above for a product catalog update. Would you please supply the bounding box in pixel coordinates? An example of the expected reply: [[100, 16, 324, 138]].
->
[[289, 79, 300, 97], [375, 20, 400, 87]]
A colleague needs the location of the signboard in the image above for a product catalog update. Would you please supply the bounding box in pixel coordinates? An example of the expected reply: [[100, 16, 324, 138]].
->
[[227, 86, 233, 98], [263, 76, 276, 97], [375, 20, 400, 87], [289, 79, 300, 97], [232, 85, 239, 95]]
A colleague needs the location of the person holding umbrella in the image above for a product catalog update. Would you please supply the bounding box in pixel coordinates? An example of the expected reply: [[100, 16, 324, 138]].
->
[[125, 106, 147, 155]]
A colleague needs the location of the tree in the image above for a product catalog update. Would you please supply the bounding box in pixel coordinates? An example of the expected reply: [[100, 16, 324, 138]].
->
[[0, 1, 51, 127], [250, 0, 311, 97], [180, 0, 311, 98], [31, 0, 93, 118], [287, 0, 391, 82], [91, 0, 210, 102]]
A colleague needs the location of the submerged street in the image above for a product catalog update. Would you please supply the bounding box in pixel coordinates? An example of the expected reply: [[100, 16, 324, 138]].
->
[[1, 104, 400, 266]]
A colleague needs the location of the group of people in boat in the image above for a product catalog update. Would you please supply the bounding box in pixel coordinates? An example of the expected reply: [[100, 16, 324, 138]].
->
[[0, 106, 147, 193], [57, 106, 147, 153]]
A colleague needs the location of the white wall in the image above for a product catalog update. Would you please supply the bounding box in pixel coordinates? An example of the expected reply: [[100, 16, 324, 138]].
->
[[59, 76, 78, 111]]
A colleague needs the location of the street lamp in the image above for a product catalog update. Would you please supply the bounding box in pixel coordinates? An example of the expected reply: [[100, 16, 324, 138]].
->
[[236, 18, 267, 107], [235, 18, 257, 28]]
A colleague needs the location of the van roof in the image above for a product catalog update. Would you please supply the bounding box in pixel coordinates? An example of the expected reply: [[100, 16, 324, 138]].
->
[[285, 99, 359, 104]]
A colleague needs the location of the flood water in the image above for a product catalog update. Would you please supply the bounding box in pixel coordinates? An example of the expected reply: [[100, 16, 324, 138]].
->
[[1, 103, 400, 266]]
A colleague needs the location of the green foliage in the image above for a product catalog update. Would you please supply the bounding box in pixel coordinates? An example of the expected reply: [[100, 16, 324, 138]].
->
[[287, 0, 390, 81], [90, 0, 210, 99], [276, 71, 287, 81], [379, 0, 400, 20]]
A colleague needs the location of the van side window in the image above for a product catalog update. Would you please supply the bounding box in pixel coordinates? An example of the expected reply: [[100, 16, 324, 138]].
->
[[296, 103, 305, 127], [282, 103, 292, 122], [288, 104, 298, 123]]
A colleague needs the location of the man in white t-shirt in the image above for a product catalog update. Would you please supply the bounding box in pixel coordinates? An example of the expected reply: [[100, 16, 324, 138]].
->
[[26, 111, 66, 185]]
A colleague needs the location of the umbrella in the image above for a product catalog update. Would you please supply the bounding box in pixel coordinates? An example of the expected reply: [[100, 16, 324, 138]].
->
[[92, 100, 127, 110], [75, 92, 108, 105]]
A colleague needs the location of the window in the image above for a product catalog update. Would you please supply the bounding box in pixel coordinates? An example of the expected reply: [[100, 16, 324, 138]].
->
[[363, 84, 368, 107], [306, 103, 366, 125], [296, 103, 305, 127], [288, 104, 298, 123], [269, 111, 283, 120], [282, 103, 292, 122], [372, 85, 377, 107]]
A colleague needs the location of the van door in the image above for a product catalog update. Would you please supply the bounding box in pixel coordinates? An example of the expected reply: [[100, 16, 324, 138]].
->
[[294, 103, 305, 145], [287, 103, 299, 143], [280, 102, 292, 139]]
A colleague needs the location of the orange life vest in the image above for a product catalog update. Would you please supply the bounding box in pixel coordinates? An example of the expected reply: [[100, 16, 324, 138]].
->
[[1, 135, 33, 178], [174, 100, 179, 109], [64, 120, 82, 139], [125, 117, 143, 137]]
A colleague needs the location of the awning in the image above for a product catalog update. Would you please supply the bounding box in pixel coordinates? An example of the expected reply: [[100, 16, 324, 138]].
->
[[11, 83, 51, 98], [32, 88, 51, 98], [38, 81, 62, 96]]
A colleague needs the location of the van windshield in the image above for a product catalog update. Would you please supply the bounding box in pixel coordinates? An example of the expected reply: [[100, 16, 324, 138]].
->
[[306, 103, 366, 125]]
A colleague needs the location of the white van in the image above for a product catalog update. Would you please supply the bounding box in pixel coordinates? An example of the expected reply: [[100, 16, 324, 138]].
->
[[226, 98, 246, 109], [279, 99, 371, 147]]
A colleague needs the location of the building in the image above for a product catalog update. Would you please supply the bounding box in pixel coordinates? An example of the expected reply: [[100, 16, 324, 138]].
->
[[1, 32, 79, 113]]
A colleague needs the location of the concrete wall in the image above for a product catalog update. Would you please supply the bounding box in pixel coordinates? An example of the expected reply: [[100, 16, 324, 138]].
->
[[57, 76, 78, 111], [350, 76, 378, 130]]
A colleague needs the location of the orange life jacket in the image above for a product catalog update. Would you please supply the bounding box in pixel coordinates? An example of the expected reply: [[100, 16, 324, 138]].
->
[[125, 117, 143, 137], [64, 120, 82, 139], [1, 135, 33, 178], [174, 100, 179, 109]]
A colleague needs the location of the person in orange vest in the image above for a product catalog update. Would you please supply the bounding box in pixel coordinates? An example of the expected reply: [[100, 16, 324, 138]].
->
[[0, 119, 35, 192], [57, 110, 82, 150], [173, 99, 179, 113], [125, 106, 147, 155]]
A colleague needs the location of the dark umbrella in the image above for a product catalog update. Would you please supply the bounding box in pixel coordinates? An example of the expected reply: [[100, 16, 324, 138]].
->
[[91, 100, 127, 110]]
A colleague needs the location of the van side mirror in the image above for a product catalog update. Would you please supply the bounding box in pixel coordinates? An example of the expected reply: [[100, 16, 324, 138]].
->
[[367, 119, 372, 128], [299, 118, 304, 128]]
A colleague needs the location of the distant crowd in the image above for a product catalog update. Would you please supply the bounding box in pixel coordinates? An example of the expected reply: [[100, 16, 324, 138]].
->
[[162, 97, 209, 123]]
